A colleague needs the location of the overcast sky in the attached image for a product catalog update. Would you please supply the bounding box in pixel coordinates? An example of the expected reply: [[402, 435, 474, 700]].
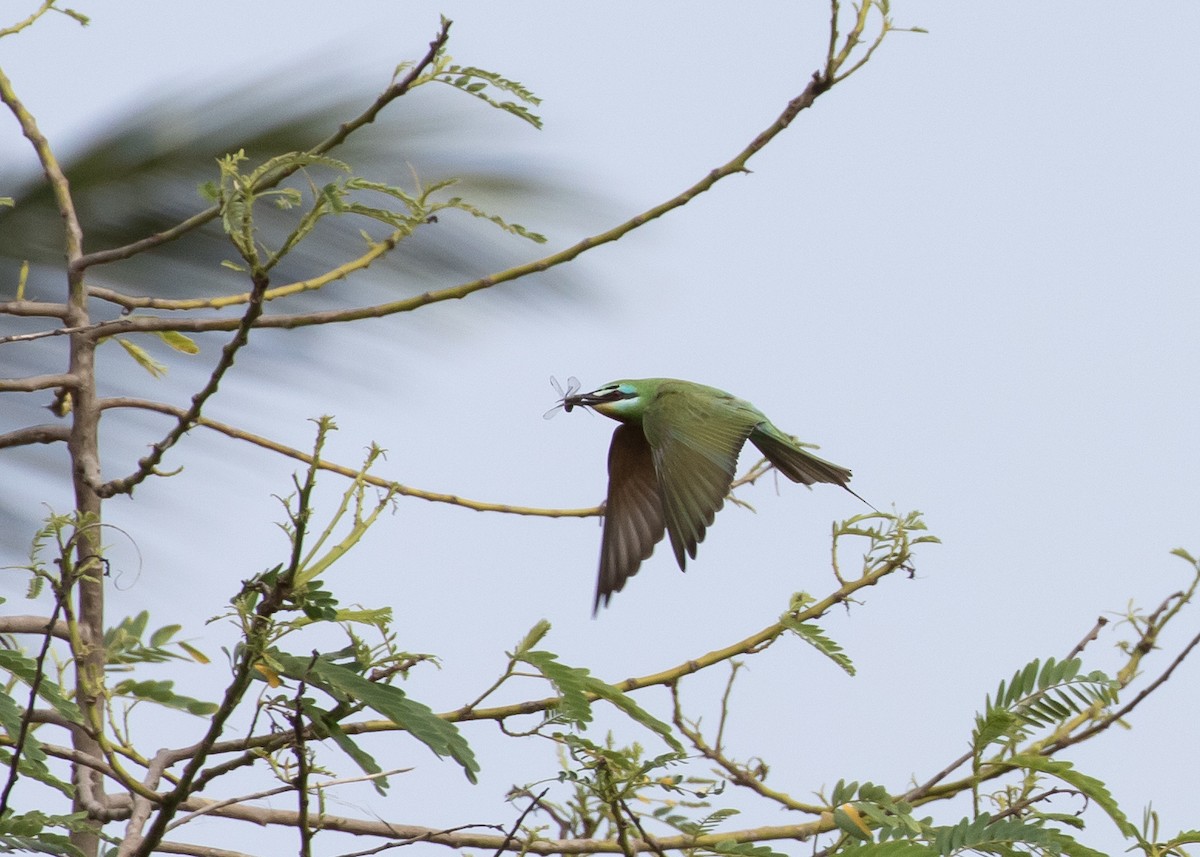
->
[[2, 3, 1198, 854]]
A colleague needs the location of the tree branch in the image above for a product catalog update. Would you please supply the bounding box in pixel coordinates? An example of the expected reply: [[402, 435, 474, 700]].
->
[[0, 299, 70, 318], [0, 372, 76, 392], [98, 397, 599, 518], [0, 424, 70, 447], [72, 71, 835, 342], [94, 273, 270, 498]]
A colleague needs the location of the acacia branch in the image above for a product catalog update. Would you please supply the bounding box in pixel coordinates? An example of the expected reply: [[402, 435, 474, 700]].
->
[[0, 594, 66, 816], [93, 398, 781, 519], [670, 682, 821, 814], [94, 273, 270, 498], [69, 536, 914, 800], [163, 794, 828, 854], [0, 615, 74, 639], [86, 227, 404, 312], [0, 67, 83, 271], [70, 70, 835, 343], [0, 0, 57, 38], [0, 372, 76, 392], [98, 397, 598, 518], [0, 424, 69, 447], [0, 299, 70, 318], [1045, 631, 1200, 755]]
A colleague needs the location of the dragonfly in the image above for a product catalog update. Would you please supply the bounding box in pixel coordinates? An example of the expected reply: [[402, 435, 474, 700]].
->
[[543, 375, 582, 419]]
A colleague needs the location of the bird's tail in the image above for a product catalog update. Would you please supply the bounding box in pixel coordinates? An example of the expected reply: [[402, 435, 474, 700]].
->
[[749, 426, 871, 506]]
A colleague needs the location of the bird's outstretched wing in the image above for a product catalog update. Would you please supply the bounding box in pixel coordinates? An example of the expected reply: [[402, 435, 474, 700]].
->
[[643, 386, 756, 571], [595, 424, 666, 613]]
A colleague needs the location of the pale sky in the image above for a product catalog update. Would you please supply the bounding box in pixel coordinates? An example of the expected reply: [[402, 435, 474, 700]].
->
[[2, 3, 1198, 854]]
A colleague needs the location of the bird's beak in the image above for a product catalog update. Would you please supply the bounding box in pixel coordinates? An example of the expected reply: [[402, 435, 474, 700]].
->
[[562, 388, 629, 413]]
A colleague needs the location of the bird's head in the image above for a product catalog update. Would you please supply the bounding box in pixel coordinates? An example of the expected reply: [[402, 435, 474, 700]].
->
[[563, 380, 646, 421]]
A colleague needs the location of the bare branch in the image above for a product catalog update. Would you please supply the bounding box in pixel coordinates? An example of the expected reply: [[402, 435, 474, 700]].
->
[[86, 229, 402, 312], [0, 589, 67, 815], [95, 273, 270, 498], [0, 325, 79, 345], [0, 299, 69, 318], [0, 373, 75, 392], [99, 396, 600, 519], [150, 841, 257, 857], [0, 423, 69, 447], [166, 768, 411, 833], [1047, 627, 1200, 754], [0, 0, 58, 38], [0, 615, 73, 639], [0, 68, 84, 271], [167, 793, 826, 853]]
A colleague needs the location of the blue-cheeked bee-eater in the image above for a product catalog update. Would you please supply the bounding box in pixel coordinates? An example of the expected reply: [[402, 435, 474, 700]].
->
[[553, 378, 864, 612]]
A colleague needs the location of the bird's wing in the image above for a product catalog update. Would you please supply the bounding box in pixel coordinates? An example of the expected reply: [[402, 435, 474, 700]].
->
[[643, 389, 756, 571], [595, 423, 667, 613]]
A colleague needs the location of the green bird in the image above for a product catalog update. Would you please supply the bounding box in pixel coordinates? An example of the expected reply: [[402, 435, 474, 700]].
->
[[556, 378, 863, 612]]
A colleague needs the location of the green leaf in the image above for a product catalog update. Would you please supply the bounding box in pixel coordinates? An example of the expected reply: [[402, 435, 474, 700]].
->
[[0, 833, 83, 857], [434, 197, 546, 242], [517, 650, 683, 752], [930, 813, 1076, 855], [304, 703, 389, 795], [833, 805, 874, 841], [778, 615, 855, 675], [148, 623, 181, 647], [0, 693, 72, 795], [270, 651, 479, 783], [712, 841, 791, 857], [1006, 753, 1136, 838], [512, 620, 551, 656], [155, 330, 199, 354], [434, 65, 544, 129], [516, 650, 592, 725], [973, 657, 1116, 753], [105, 613, 205, 666], [177, 641, 210, 664], [830, 779, 860, 805], [0, 650, 82, 724], [114, 337, 167, 377], [0, 810, 90, 856], [838, 842, 935, 857], [111, 679, 218, 716]]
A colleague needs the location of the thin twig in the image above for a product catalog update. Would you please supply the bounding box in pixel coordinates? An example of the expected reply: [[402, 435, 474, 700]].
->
[[95, 272, 270, 498], [99, 396, 599, 519], [1064, 616, 1109, 661], [0, 599, 65, 815], [293, 653, 319, 857], [167, 768, 412, 831], [492, 788, 549, 857], [1046, 628, 1200, 754]]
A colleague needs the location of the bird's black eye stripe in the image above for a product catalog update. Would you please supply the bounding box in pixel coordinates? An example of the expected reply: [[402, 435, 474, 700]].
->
[[596, 388, 634, 402]]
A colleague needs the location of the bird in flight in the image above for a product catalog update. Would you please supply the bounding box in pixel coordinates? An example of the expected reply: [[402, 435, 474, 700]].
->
[[552, 377, 864, 613]]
